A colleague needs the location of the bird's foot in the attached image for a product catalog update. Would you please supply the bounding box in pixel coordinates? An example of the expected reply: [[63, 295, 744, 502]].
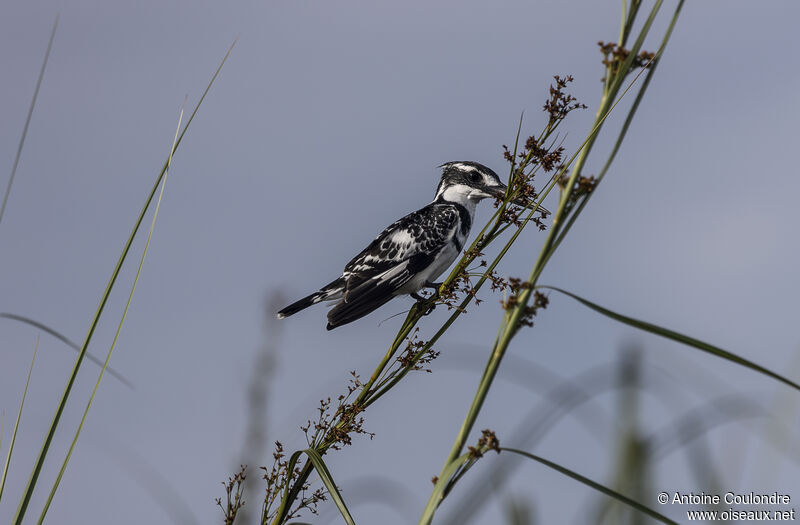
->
[[410, 281, 443, 316], [423, 281, 442, 300]]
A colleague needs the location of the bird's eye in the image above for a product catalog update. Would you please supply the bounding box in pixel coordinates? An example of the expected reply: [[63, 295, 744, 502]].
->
[[469, 172, 481, 183]]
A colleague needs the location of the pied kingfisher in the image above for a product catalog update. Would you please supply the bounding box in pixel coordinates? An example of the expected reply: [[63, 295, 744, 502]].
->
[[277, 161, 533, 330]]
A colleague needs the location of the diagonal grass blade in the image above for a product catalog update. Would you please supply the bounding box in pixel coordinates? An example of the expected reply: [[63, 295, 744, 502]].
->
[[502, 447, 679, 524], [11, 40, 236, 525], [542, 286, 800, 392], [36, 101, 185, 524], [0, 312, 133, 389], [0, 337, 39, 501], [0, 15, 58, 227], [302, 449, 356, 525]]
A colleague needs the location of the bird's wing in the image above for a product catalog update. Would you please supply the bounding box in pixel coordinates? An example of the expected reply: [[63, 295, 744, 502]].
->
[[341, 203, 460, 301], [326, 204, 460, 329], [326, 261, 412, 329]]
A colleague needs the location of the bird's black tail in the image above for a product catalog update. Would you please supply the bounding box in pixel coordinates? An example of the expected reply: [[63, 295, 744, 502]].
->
[[275, 293, 319, 319], [276, 278, 344, 319]]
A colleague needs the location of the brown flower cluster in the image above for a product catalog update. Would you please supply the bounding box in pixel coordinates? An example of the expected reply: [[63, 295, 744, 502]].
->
[[431, 430, 501, 486], [261, 373, 376, 522], [467, 429, 501, 459], [217, 465, 247, 525], [502, 138, 565, 176], [500, 283, 549, 328], [498, 76, 585, 230], [260, 442, 326, 522], [494, 193, 549, 231], [558, 173, 597, 213], [544, 75, 588, 128], [598, 41, 656, 82], [502, 76, 584, 173], [396, 327, 440, 373], [558, 173, 596, 193], [437, 262, 552, 328], [301, 372, 375, 450], [437, 266, 483, 311], [525, 136, 565, 173]]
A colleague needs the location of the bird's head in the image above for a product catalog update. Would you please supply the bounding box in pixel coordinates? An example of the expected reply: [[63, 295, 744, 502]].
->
[[434, 161, 516, 205]]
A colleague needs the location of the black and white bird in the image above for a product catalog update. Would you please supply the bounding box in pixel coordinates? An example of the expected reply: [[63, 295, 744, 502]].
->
[[277, 161, 538, 330]]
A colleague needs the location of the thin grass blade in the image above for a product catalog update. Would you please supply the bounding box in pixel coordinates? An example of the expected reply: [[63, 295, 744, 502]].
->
[[0, 15, 58, 227], [0, 337, 39, 502], [273, 448, 356, 525], [36, 102, 185, 523], [12, 41, 235, 525], [542, 286, 800, 392], [0, 312, 133, 388], [301, 448, 356, 525], [501, 447, 678, 525]]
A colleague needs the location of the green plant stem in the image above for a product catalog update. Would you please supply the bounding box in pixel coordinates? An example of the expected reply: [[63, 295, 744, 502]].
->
[[421, 3, 677, 522], [621, 0, 642, 48], [553, 0, 662, 235], [550, 0, 684, 257], [431, 56, 653, 480], [433, 220, 552, 484], [418, 453, 472, 525]]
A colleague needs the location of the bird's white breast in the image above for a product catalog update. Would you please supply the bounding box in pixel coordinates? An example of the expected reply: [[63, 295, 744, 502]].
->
[[395, 232, 465, 296]]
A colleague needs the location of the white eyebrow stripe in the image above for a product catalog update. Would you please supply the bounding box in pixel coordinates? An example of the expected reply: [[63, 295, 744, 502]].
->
[[450, 163, 478, 172]]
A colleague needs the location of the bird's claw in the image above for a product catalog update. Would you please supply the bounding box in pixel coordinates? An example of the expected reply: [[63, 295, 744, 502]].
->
[[423, 281, 442, 301], [412, 285, 439, 316]]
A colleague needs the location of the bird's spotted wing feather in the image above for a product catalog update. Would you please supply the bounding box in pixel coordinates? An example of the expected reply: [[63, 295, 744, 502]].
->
[[325, 204, 461, 329], [341, 203, 459, 297]]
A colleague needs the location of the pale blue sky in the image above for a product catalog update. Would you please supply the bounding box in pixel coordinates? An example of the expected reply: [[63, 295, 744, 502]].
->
[[1, 1, 799, 524]]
